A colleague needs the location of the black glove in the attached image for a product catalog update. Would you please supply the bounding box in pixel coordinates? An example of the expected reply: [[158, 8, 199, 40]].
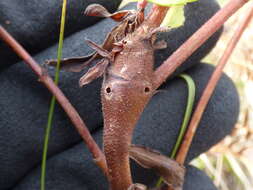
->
[[0, 0, 239, 190]]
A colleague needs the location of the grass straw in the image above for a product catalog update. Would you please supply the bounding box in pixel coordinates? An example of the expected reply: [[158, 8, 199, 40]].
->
[[40, 0, 67, 189], [224, 152, 252, 190], [156, 74, 196, 187]]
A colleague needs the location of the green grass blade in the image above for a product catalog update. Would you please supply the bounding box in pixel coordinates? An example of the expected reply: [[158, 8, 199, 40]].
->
[[156, 74, 196, 187], [40, 0, 67, 189], [170, 74, 196, 158]]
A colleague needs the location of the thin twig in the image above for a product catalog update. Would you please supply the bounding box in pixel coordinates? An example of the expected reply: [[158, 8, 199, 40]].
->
[[0, 26, 108, 175], [176, 0, 253, 165], [41, 0, 67, 189], [153, 0, 250, 89]]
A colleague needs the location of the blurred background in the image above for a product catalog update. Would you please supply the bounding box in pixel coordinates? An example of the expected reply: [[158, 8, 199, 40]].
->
[[121, 0, 253, 189], [195, 1, 253, 190]]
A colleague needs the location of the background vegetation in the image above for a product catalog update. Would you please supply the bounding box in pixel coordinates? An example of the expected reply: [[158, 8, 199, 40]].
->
[[194, 0, 253, 189], [120, 0, 253, 189]]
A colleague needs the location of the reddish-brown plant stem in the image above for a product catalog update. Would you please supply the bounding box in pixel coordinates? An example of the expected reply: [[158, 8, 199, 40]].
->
[[0, 26, 108, 175], [175, 0, 253, 165], [145, 4, 169, 27], [137, 0, 148, 10], [153, 0, 249, 89], [135, 4, 169, 36]]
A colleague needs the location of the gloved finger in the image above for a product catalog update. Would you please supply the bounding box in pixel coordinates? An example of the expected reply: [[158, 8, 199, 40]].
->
[[0, 0, 122, 68], [133, 63, 239, 163], [0, 63, 239, 189], [12, 133, 218, 190], [184, 165, 218, 190]]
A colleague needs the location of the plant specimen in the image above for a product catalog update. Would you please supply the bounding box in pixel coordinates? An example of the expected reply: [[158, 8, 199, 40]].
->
[[0, 0, 252, 190]]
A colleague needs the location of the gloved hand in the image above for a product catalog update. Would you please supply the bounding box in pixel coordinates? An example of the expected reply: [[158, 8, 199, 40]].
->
[[0, 0, 239, 190]]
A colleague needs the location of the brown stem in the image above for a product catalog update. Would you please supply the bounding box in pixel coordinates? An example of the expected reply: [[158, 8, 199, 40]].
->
[[145, 4, 169, 27], [175, 0, 253, 165], [137, 0, 148, 10], [135, 4, 169, 36], [0, 26, 108, 175], [153, 0, 250, 89]]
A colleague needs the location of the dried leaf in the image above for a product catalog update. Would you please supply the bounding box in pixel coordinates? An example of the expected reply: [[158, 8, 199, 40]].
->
[[84, 4, 111, 17], [79, 59, 109, 87], [46, 4, 141, 72], [129, 145, 185, 190], [110, 11, 133, 22], [85, 39, 112, 59], [84, 4, 131, 22], [45, 54, 95, 72]]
